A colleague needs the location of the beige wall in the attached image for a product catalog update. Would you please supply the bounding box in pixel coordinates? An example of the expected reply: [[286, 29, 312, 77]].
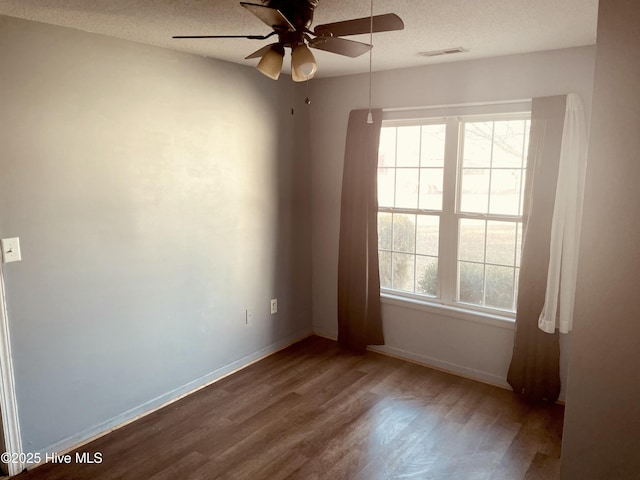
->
[[561, 1, 640, 478], [0, 15, 311, 454]]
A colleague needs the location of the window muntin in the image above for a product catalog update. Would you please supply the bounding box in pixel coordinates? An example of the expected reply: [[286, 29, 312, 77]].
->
[[377, 114, 530, 315]]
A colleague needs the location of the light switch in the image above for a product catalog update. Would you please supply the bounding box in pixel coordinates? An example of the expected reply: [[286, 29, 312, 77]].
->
[[1, 237, 22, 263]]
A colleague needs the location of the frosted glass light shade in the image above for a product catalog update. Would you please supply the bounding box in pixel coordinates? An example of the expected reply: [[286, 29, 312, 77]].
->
[[291, 44, 317, 82], [257, 46, 284, 80]]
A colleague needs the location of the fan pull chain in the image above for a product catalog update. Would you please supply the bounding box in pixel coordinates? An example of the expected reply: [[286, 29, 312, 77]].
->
[[291, 78, 311, 116]]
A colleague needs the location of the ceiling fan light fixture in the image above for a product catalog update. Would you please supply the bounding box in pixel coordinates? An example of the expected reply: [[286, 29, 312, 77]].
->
[[257, 45, 285, 80], [173, 2, 404, 81], [291, 44, 318, 82]]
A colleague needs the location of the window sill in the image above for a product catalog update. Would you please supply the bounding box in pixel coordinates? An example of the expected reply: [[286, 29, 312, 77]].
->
[[380, 292, 516, 330]]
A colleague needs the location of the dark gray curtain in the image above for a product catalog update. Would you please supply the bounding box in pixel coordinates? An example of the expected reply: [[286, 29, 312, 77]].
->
[[337, 109, 384, 352], [507, 95, 567, 402]]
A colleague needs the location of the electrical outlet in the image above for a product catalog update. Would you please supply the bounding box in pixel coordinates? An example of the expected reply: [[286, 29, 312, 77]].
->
[[245, 309, 254, 325], [270, 299, 278, 315]]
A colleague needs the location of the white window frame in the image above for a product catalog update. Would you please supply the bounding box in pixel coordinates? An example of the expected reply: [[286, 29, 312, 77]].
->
[[378, 102, 532, 323]]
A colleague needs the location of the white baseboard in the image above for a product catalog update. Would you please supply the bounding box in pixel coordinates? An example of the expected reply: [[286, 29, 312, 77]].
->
[[369, 344, 566, 403], [29, 328, 312, 469], [367, 344, 511, 390], [311, 325, 337, 341], [311, 326, 510, 389], [311, 330, 566, 403]]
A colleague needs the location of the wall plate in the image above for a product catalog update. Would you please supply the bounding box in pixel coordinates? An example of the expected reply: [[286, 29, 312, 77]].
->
[[1, 238, 21, 263]]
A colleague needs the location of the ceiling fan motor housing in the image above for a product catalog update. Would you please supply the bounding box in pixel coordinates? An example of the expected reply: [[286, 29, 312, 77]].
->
[[265, 0, 319, 31]]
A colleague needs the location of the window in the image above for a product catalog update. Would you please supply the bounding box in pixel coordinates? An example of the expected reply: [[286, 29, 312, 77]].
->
[[377, 111, 530, 315]]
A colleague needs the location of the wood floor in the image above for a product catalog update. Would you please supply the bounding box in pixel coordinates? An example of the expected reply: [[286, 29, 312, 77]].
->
[[16, 336, 564, 480]]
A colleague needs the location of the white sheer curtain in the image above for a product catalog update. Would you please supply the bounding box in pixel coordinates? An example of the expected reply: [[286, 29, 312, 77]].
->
[[538, 93, 588, 334]]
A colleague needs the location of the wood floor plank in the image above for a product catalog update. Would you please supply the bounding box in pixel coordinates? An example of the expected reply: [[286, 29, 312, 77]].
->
[[15, 336, 564, 480]]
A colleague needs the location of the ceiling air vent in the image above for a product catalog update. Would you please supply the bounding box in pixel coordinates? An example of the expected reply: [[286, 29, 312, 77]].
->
[[419, 47, 467, 57]]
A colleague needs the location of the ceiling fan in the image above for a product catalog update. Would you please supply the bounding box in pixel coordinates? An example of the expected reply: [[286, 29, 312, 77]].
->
[[173, 0, 404, 81]]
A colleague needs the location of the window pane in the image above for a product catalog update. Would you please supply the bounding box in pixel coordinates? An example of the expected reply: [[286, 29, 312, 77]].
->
[[460, 168, 489, 213], [416, 215, 439, 256], [392, 214, 415, 253], [489, 169, 523, 215], [416, 256, 438, 297], [379, 251, 392, 289], [459, 219, 485, 263], [485, 265, 515, 310], [378, 212, 392, 250], [419, 168, 444, 210], [395, 168, 419, 208], [486, 221, 517, 266], [377, 114, 529, 313], [379, 127, 396, 167], [463, 122, 493, 167], [458, 261, 484, 305], [421, 124, 446, 167], [393, 253, 415, 292], [396, 126, 421, 167], [377, 168, 395, 207], [492, 120, 527, 168]]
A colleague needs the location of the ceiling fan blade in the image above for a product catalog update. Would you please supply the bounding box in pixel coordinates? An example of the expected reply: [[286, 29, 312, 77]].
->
[[245, 43, 280, 59], [308, 36, 372, 58], [240, 2, 295, 32], [314, 13, 404, 37], [173, 33, 275, 39]]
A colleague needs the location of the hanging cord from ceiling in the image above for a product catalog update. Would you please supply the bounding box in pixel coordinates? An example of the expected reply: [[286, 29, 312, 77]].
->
[[366, 0, 374, 124]]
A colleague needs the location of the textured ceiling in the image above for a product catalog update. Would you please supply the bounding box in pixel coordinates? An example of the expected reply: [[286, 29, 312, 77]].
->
[[0, 0, 598, 78]]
